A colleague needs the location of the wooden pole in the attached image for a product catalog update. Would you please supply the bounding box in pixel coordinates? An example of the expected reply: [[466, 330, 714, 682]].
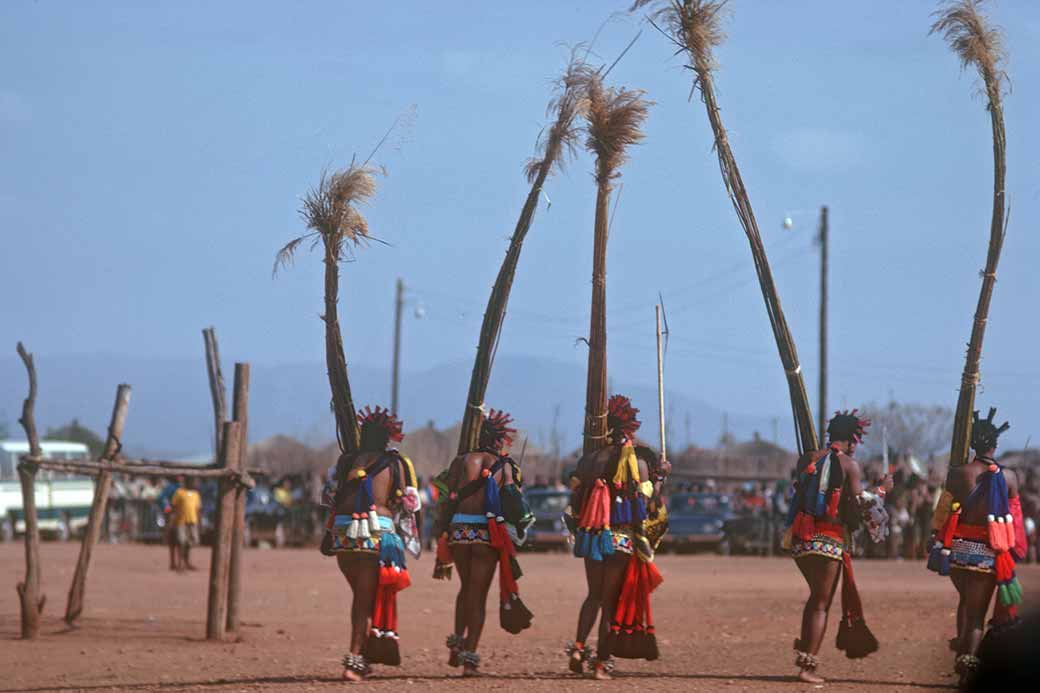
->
[[656, 305, 667, 464], [583, 182, 612, 455], [391, 278, 404, 416], [818, 206, 829, 441], [206, 420, 240, 641], [15, 342, 44, 639], [203, 327, 227, 458], [65, 384, 132, 624], [27, 459, 253, 482], [226, 363, 249, 635]]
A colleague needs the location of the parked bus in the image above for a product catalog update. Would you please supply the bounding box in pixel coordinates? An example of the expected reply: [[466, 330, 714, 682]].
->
[[0, 440, 94, 541]]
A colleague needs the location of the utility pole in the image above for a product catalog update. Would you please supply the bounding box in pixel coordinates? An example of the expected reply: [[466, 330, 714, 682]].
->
[[391, 278, 404, 416], [818, 206, 829, 443]]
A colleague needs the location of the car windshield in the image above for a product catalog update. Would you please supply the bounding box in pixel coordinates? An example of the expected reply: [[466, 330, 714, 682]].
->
[[526, 492, 568, 513], [669, 493, 730, 515]]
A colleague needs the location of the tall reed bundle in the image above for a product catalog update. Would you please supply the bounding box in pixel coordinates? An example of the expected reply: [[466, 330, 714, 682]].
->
[[457, 58, 591, 455], [580, 73, 650, 455], [275, 163, 381, 452], [633, 0, 817, 453], [931, 0, 1008, 466]]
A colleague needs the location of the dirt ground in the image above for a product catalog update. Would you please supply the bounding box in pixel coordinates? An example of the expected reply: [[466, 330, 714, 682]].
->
[[2, 542, 1037, 692]]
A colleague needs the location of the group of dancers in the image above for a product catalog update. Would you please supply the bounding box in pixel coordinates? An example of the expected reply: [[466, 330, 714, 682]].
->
[[315, 400, 1024, 686]]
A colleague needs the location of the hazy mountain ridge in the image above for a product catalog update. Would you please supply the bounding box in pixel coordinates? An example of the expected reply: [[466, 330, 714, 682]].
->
[[0, 353, 789, 457]]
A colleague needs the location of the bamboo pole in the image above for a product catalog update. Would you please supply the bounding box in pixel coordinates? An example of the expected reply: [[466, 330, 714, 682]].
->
[[206, 421, 240, 641], [931, 1, 1008, 467], [226, 363, 249, 635], [203, 327, 228, 457], [583, 181, 612, 455], [457, 58, 589, 455], [15, 342, 44, 639], [65, 384, 132, 624]]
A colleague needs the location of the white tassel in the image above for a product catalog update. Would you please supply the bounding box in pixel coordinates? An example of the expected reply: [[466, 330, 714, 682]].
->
[[368, 508, 380, 535], [347, 515, 360, 539], [358, 515, 371, 539]]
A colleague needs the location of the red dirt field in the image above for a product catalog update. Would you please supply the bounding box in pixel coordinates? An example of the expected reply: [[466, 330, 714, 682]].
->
[[2, 542, 1037, 692]]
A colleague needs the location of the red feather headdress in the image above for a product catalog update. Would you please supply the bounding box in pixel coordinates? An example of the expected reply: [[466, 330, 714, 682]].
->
[[826, 409, 871, 444], [479, 408, 517, 453], [357, 405, 404, 443], [607, 394, 641, 441]]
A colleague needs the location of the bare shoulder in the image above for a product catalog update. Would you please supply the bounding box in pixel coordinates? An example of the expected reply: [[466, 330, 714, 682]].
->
[[1003, 466, 1019, 494], [836, 451, 860, 476]]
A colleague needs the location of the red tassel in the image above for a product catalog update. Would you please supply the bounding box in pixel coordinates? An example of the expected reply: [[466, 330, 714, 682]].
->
[[436, 533, 452, 563], [941, 508, 960, 548], [826, 489, 841, 519], [372, 582, 386, 630], [792, 512, 815, 541], [1009, 497, 1027, 560]]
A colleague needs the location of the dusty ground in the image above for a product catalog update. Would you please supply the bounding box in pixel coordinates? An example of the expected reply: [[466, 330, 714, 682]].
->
[[2, 542, 1037, 692]]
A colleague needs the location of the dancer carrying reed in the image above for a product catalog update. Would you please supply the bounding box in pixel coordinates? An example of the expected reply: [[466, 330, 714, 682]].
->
[[928, 410, 1024, 687], [429, 57, 589, 677], [276, 162, 422, 682], [631, 1, 889, 682], [926, 3, 1017, 686], [433, 411, 532, 676], [562, 70, 667, 681]]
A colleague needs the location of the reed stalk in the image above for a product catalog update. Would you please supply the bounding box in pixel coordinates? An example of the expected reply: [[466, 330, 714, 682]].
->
[[931, 0, 1008, 466], [457, 58, 590, 454], [634, 0, 818, 453]]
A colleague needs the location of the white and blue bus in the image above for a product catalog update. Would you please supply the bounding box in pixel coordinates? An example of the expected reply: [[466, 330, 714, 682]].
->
[[0, 440, 94, 541]]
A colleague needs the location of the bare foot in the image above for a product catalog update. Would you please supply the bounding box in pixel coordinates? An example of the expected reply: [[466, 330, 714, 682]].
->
[[342, 668, 364, 683], [798, 668, 825, 684], [186, 564, 198, 572], [569, 651, 584, 674], [462, 665, 481, 678], [593, 667, 613, 681]]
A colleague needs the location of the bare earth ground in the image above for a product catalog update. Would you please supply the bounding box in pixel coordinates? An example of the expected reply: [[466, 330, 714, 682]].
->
[[2, 543, 1037, 693]]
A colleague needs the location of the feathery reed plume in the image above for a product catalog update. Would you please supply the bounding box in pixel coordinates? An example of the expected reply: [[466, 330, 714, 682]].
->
[[457, 56, 592, 455], [931, 0, 1009, 466], [275, 162, 382, 452], [633, 0, 818, 453], [580, 71, 651, 455]]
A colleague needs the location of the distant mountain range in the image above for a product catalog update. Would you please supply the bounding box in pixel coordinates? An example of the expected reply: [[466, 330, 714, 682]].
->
[[0, 352, 791, 458]]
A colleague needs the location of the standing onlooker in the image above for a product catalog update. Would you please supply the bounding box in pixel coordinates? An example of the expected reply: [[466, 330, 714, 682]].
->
[[171, 478, 202, 572], [158, 476, 182, 571]]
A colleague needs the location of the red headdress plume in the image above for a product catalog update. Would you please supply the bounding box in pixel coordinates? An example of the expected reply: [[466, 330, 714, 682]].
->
[[479, 408, 517, 453], [607, 394, 641, 441], [826, 409, 871, 444], [357, 405, 405, 443]]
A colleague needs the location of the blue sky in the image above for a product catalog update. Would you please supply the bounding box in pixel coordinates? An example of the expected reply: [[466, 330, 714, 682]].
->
[[1, 1, 1037, 449]]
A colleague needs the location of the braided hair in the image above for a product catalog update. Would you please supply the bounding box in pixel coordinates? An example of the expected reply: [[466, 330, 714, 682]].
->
[[970, 407, 1009, 454], [357, 406, 404, 452], [826, 409, 871, 445]]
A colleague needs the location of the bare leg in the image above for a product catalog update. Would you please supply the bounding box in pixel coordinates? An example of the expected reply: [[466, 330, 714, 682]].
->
[[794, 555, 841, 683], [570, 557, 603, 671], [593, 553, 629, 681], [453, 543, 497, 676], [168, 529, 178, 570], [951, 571, 967, 652], [954, 570, 996, 657], [337, 553, 379, 682], [449, 544, 472, 666]]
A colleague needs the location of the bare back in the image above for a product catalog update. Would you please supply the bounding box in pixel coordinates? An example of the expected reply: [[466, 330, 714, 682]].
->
[[333, 451, 404, 518], [446, 451, 515, 515], [947, 459, 1019, 525]]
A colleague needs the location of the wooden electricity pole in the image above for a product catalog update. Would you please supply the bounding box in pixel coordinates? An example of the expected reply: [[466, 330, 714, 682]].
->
[[391, 278, 404, 416], [818, 206, 829, 442]]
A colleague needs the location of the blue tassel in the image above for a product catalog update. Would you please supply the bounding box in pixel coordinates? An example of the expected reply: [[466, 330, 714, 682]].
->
[[802, 472, 821, 515], [619, 498, 632, 525], [484, 474, 502, 517], [814, 492, 827, 517], [600, 530, 615, 556], [379, 532, 405, 568], [939, 550, 951, 577], [574, 530, 591, 558], [926, 545, 944, 574], [573, 530, 584, 557], [611, 498, 622, 526], [634, 495, 647, 523], [589, 532, 603, 561]]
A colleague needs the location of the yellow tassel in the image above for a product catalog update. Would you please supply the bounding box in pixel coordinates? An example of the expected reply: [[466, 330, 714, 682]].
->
[[612, 444, 640, 486], [400, 455, 418, 487]]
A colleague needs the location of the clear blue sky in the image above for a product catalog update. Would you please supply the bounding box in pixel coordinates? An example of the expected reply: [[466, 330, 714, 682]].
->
[[2, 1, 1037, 448]]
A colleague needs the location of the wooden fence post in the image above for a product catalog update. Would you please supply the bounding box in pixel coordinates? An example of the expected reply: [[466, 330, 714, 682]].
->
[[15, 342, 44, 639], [226, 363, 249, 635], [206, 420, 240, 640], [65, 384, 132, 624], [203, 327, 227, 458]]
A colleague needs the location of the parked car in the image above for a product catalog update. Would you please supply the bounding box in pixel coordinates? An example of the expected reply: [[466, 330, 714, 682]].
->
[[661, 492, 734, 554], [243, 484, 321, 548], [523, 488, 571, 550]]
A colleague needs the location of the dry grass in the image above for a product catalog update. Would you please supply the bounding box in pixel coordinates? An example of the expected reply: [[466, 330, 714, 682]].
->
[[632, 0, 727, 80], [930, 0, 1006, 103], [582, 71, 651, 185], [273, 163, 381, 274], [523, 55, 593, 183]]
